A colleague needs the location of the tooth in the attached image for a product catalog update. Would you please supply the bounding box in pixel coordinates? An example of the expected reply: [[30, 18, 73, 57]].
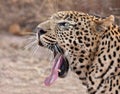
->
[[58, 69, 61, 72]]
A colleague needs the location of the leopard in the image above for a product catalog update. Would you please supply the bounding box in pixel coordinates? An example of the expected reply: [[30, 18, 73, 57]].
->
[[35, 11, 120, 94]]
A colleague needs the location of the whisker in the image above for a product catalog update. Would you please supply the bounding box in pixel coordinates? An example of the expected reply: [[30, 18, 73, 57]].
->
[[25, 37, 36, 44], [49, 50, 54, 62], [29, 32, 37, 35], [27, 36, 36, 40], [31, 45, 39, 56], [45, 48, 53, 67], [24, 40, 38, 50], [46, 48, 51, 61], [24, 35, 37, 45]]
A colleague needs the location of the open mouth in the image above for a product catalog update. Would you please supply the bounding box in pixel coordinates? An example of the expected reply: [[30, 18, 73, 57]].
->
[[36, 28, 69, 86], [43, 44, 69, 86]]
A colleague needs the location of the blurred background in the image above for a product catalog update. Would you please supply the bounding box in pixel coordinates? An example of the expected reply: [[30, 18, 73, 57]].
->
[[0, 0, 120, 94]]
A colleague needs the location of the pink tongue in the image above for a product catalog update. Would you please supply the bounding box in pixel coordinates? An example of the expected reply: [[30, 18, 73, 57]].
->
[[44, 54, 63, 86]]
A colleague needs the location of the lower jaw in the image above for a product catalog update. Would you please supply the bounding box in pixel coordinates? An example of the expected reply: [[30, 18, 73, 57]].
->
[[58, 56, 69, 78], [44, 53, 69, 86]]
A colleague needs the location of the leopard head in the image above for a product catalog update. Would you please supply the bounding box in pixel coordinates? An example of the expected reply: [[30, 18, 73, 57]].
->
[[36, 11, 114, 86]]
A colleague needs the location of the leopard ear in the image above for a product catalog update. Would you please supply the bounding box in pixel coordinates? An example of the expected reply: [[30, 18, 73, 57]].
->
[[93, 15, 114, 32]]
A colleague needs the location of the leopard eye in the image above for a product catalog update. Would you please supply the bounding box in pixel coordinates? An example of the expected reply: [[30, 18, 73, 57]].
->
[[58, 22, 69, 27], [57, 22, 70, 31]]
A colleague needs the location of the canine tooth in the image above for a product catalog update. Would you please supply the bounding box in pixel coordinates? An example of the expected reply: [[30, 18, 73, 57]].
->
[[58, 69, 61, 72]]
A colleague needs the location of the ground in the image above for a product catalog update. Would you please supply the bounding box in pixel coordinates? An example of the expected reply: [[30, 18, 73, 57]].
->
[[0, 32, 87, 94]]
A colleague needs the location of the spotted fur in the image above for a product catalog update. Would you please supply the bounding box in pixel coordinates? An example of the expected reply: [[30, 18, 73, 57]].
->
[[36, 11, 120, 94]]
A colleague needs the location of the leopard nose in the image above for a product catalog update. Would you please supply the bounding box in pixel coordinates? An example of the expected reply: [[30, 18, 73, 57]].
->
[[36, 27, 46, 46], [37, 28, 46, 36]]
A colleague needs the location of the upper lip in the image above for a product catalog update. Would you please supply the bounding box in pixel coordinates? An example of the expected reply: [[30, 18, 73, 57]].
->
[[39, 40, 64, 56]]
